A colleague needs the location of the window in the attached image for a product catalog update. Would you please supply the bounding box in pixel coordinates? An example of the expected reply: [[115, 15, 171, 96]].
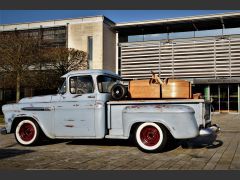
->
[[88, 36, 93, 69], [69, 76, 94, 94], [0, 89, 3, 101], [97, 75, 119, 93]]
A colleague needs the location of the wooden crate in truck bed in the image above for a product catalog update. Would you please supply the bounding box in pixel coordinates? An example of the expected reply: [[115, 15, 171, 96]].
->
[[128, 79, 160, 99], [162, 79, 192, 99], [128, 79, 192, 99]]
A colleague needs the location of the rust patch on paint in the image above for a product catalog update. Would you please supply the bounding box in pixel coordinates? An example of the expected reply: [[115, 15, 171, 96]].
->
[[13, 110, 21, 113], [65, 125, 74, 128], [65, 119, 74, 122], [32, 115, 39, 122], [17, 114, 27, 116], [130, 105, 141, 109]]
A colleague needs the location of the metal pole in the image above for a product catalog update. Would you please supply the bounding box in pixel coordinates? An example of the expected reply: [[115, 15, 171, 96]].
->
[[158, 41, 161, 77], [238, 84, 240, 114], [214, 41, 216, 78], [219, 85, 221, 113], [115, 32, 119, 74], [66, 23, 69, 48], [172, 43, 174, 78], [120, 44, 123, 77], [228, 85, 230, 113], [207, 85, 210, 101], [229, 39, 232, 78]]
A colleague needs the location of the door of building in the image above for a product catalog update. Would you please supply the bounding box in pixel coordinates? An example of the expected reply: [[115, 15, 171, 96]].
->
[[210, 84, 239, 113], [219, 85, 228, 112], [229, 84, 238, 113]]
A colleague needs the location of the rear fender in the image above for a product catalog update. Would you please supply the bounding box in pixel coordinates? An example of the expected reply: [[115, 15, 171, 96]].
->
[[122, 104, 199, 139]]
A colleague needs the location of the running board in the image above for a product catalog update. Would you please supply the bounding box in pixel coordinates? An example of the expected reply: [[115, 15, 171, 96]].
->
[[105, 135, 128, 139]]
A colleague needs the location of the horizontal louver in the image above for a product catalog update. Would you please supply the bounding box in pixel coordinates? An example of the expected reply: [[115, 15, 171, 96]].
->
[[119, 36, 240, 80]]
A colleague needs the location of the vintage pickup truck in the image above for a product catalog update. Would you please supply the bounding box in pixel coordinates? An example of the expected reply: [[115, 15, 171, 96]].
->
[[1, 70, 219, 153]]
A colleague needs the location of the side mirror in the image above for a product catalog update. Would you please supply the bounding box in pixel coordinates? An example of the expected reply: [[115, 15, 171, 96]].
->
[[57, 88, 60, 93], [57, 87, 65, 95]]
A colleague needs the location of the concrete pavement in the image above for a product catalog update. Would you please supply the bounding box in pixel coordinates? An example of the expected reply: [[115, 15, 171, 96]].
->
[[0, 114, 239, 170]]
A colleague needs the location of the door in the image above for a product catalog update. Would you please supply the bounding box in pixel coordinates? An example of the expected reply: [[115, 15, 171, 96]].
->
[[210, 84, 239, 113], [229, 84, 238, 113], [219, 85, 228, 112], [210, 85, 220, 112], [54, 75, 96, 137]]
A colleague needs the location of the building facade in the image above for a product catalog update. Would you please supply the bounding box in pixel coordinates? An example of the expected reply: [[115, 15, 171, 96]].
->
[[1, 12, 240, 113], [115, 12, 240, 113], [0, 15, 116, 103]]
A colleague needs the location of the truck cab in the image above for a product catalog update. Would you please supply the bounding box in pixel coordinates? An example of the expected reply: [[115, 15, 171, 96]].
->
[[50, 70, 120, 138]]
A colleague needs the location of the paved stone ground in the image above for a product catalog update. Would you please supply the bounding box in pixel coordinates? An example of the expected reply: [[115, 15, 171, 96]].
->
[[0, 114, 239, 170]]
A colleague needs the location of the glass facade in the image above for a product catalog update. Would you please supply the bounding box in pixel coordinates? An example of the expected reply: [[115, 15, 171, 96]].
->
[[196, 84, 240, 113], [2, 26, 67, 47], [229, 85, 238, 112], [127, 27, 240, 43], [210, 85, 220, 112]]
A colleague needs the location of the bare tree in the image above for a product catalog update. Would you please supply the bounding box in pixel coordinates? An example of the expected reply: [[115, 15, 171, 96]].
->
[[0, 33, 88, 102], [0, 33, 41, 102], [43, 47, 88, 76]]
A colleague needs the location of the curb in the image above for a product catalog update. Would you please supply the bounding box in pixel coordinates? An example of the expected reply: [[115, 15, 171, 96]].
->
[[220, 130, 240, 133]]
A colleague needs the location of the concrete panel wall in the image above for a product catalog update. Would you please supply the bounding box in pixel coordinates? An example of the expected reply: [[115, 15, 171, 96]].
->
[[0, 16, 104, 31], [67, 22, 104, 69], [103, 23, 116, 72]]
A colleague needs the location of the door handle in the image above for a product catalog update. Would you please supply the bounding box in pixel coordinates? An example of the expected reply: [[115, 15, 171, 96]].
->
[[88, 95, 95, 98]]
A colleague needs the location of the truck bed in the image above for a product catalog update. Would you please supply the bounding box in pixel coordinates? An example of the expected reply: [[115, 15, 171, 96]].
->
[[107, 99, 209, 139]]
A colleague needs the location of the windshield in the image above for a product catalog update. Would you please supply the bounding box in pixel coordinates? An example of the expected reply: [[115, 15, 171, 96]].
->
[[58, 78, 67, 94]]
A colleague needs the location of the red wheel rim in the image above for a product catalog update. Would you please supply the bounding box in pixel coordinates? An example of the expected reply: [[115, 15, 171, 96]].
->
[[19, 123, 35, 142], [140, 125, 160, 146]]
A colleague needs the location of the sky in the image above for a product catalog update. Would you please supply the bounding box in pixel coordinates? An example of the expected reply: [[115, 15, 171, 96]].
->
[[0, 10, 239, 25]]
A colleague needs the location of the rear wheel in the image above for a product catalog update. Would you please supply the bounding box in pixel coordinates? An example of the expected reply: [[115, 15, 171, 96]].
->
[[15, 119, 40, 146], [135, 122, 167, 153]]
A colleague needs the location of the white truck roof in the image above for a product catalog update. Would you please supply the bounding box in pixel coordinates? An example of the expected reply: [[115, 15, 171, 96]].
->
[[61, 69, 120, 78]]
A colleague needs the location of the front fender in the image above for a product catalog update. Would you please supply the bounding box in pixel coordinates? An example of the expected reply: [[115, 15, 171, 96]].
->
[[122, 104, 199, 139], [11, 114, 55, 139], [2, 103, 55, 139]]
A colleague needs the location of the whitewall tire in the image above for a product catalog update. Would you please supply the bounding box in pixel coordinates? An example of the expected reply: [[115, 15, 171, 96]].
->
[[135, 122, 167, 153], [15, 120, 40, 146]]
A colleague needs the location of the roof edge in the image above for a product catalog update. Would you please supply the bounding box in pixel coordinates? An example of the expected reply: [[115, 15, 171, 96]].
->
[[115, 11, 240, 27]]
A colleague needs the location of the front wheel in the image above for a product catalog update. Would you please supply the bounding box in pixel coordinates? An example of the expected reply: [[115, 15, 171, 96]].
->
[[15, 119, 40, 146], [135, 122, 167, 153]]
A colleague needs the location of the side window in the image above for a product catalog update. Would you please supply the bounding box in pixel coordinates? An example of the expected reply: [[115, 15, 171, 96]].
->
[[97, 75, 118, 93], [69, 75, 94, 94]]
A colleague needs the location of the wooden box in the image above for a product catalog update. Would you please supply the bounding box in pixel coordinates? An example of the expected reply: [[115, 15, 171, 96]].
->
[[161, 79, 192, 99], [193, 93, 202, 99], [129, 79, 161, 99]]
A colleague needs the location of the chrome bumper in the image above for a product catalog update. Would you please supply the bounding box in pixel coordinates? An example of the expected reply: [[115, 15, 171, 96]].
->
[[0, 127, 7, 135], [199, 124, 220, 136]]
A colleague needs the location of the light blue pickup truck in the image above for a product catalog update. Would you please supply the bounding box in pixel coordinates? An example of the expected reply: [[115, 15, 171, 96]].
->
[[1, 70, 219, 153]]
